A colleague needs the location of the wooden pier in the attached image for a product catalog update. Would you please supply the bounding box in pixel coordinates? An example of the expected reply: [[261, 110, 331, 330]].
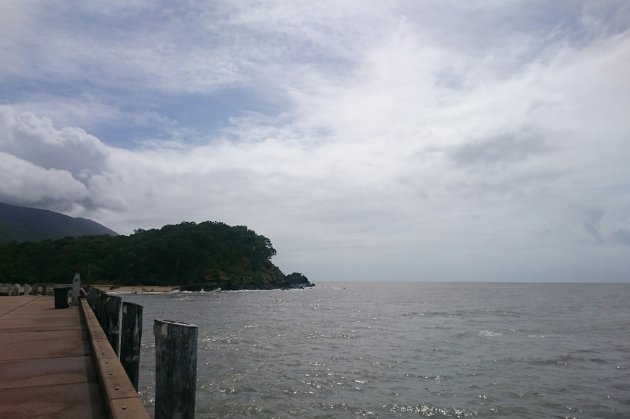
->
[[0, 295, 149, 419]]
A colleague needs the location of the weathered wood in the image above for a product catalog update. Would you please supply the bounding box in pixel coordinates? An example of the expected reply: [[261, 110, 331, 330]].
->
[[105, 296, 122, 357], [96, 293, 108, 329], [87, 287, 95, 310], [120, 302, 143, 391], [91, 288, 100, 311], [80, 299, 151, 419], [93, 291, 101, 323], [0, 296, 111, 418], [154, 319, 198, 419], [89, 287, 100, 312]]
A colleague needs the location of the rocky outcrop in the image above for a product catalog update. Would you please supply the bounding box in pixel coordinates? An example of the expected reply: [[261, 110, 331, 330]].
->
[[181, 270, 314, 291], [284, 272, 314, 289]]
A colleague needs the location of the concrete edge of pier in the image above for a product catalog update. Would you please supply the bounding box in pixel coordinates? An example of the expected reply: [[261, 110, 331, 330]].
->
[[80, 299, 150, 419]]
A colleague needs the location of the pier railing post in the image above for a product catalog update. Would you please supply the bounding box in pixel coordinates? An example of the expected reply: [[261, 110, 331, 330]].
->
[[154, 319, 198, 419], [121, 301, 143, 390], [87, 287, 95, 310], [96, 292, 108, 329]]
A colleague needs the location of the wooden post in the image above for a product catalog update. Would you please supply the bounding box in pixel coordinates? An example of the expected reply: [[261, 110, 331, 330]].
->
[[154, 319, 198, 419], [90, 287, 99, 311], [121, 302, 143, 390], [105, 295, 123, 356], [87, 287, 94, 309], [97, 292, 108, 329], [95, 291, 102, 324], [90, 287, 100, 312], [97, 292, 107, 331]]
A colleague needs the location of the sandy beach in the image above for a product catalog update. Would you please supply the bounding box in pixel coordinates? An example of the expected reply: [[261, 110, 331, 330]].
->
[[91, 285, 180, 294]]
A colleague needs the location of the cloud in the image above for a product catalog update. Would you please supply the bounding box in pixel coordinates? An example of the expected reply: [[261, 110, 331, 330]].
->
[[582, 208, 605, 243], [1, 1, 629, 281], [615, 229, 630, 246], [0, 152, 89, 208], [9, 97, 124, 133], [0, 106, 109, 177], [450, 128, 547, 166], [0, 106, 119, 214]]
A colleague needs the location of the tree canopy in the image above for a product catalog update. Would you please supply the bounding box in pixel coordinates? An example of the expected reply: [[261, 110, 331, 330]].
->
[[0, 221, 312, 290]]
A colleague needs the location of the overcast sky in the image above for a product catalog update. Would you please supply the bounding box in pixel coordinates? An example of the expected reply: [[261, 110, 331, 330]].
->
[[1, 1, 629, 282]]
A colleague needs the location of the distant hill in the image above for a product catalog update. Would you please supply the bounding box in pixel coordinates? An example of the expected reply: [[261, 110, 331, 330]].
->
[[0, 202, 117, 242]]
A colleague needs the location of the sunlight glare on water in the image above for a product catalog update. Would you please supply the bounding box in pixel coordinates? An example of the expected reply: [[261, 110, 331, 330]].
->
[[125, 283, 630, 418]]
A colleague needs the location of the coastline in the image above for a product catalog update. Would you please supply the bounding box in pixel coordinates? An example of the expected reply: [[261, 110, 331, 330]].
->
[[91, 285, 179, 294]]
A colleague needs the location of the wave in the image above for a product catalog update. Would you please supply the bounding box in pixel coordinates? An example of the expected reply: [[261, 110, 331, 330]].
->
[[479, 330, 503, 337]]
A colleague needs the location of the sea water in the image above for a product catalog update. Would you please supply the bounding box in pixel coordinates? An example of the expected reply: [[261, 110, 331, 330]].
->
[[124, 282, 630, 418]]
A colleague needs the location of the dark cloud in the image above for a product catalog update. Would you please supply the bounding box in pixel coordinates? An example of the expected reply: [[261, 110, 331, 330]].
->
[[451, 128, 547, 166], [582, 208, 605, 243], [614, 229, 630, 246]]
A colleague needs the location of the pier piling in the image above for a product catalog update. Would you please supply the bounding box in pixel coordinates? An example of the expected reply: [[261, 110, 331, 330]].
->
[[121, 301, 143, 391], [154, 319, 198, 419], [105, 295, 123, 356]]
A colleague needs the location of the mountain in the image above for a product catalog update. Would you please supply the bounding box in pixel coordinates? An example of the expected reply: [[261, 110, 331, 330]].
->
[[0, 202, 117, 242]]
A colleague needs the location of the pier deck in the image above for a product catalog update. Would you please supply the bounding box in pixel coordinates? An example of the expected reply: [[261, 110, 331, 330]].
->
[[0, 296, 106, 418]]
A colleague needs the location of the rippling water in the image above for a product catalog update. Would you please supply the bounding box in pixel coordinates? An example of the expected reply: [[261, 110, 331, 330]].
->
[[124, 283, 630, 418]]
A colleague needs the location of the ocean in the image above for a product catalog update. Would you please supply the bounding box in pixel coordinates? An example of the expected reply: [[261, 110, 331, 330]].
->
[[123, 282, 630, 418]]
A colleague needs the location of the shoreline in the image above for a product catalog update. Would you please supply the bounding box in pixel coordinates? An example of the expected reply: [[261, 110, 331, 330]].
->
[[91, 285, 180, 294], [90, 284, 316, 294]]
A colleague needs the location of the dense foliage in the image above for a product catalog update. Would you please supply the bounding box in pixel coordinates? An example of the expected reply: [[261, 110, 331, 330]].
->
[[0, 221, 312, 289]]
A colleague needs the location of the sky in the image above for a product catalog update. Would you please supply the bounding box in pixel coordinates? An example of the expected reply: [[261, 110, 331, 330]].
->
[[1, 1, 629, 282]]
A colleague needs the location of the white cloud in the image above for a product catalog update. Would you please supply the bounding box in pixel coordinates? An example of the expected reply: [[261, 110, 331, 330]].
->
[[9, 97, 122, 132], [0, 152, 89, 206], [0, 0, 44, 81], [1, 1, 629, 281], [0, 106, 121, 214], [0, 106, 110, 176]]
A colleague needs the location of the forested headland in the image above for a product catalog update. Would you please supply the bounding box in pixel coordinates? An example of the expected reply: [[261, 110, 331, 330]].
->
[[0, 221, 313, 290]]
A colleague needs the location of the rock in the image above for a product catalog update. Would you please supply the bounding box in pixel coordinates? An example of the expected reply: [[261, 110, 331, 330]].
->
[[284, 272, 314, 288]]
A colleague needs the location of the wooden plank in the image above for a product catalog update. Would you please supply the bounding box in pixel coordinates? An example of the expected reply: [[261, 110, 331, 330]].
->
[[0, 355, 97, 390], [0, 296, 107, 418], [0, 337, 90, 361], [0, 381, 106, 419], [0, 295, 150, 419]]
